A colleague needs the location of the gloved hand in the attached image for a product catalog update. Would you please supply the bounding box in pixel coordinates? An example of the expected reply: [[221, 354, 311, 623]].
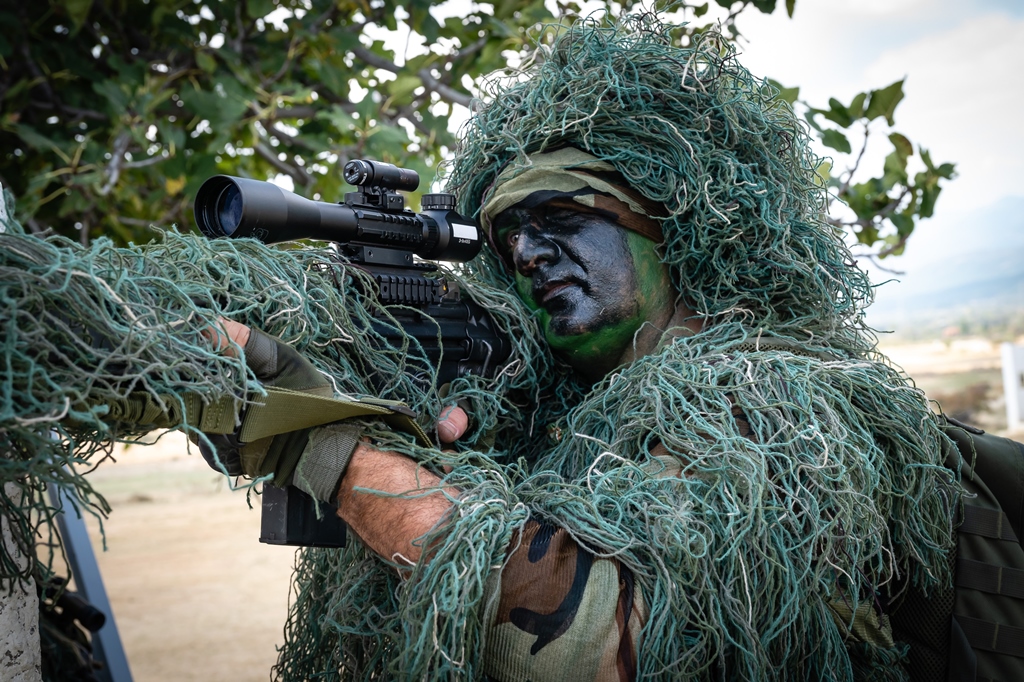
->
[[198, 323, 362, 503]]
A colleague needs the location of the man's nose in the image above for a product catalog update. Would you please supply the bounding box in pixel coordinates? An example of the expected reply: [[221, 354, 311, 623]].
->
[[511, 229, 560, 275]]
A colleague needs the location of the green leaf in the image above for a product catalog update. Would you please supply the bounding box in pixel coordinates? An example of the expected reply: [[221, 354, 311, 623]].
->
[[888, 132, 913, 160], [195, 51, 217, 74], [848, 92, 866, 119], [246, 0, 277, 20], [856, 223, 879, 247], [408, 5, 442, 43], [93, 80, 130, 113], [822, 98, 853, 128], [364, 124, 410, 160], [918, 183, 940, 218], [64, 0, 94, 33], [694, 3, 709, 18], [882, 150, 909, 188], [387, 75, 423, 101], [785, 0, 796, 17], [821, 129, 852, 154], [179, 87, 248, 128], [751, 0, 777, 13], [865, 80, 905, 125], [766, 78, 799, 105], [890, 211, 914, 237], [804, 109, 823, 132], [157, 120, 185, 156], [317, 106, 357, 133], [814, 160, 832, 187], [12, 124, 61, 154]]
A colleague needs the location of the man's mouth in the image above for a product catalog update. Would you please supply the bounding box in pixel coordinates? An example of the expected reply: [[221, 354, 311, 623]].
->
[[536, 279, 575, 304]]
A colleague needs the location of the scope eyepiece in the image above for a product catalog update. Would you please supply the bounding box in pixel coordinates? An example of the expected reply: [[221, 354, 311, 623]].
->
[[344, 159, 419, 192]]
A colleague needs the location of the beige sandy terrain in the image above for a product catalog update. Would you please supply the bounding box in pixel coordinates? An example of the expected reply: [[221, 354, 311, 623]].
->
[[79, 434, 297, 681], [70, 336, 1021, 681], [880, 337, 1004, 377]]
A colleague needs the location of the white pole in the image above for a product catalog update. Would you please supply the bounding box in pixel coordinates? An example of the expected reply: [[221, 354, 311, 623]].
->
[[1001, 342, 1024, 432], [0, 484, 43, 682], [0, 185, 42, 681]]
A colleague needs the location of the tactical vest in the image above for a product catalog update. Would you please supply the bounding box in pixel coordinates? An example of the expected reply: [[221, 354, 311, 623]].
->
[[891, 418, 1024, 682]]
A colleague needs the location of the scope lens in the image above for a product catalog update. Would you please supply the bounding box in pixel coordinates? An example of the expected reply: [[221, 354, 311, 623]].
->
[[216, 183, 243, 236]]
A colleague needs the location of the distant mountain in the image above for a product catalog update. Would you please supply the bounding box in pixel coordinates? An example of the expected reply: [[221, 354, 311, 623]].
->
[[865, 195, 1024, 329]]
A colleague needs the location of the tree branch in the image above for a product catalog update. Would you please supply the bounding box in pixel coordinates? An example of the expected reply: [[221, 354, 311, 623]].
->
[[852, 251, 906, 275], [254, 141, 312, 188], [19, 41, 61, 113], [29, 100, 107, 121], [97, 131, 132, 196], [453, 36, 488, 61], [875, 233, 911, 260], [417, 67, 472, 108], [123, 154, 167, 170], [350, 45, 473, 108], [265, 123, 319, 153], [837, 121, 870, 198]]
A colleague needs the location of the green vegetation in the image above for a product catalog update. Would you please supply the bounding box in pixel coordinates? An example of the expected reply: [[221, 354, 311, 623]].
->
[[1, 0, 953, 254]]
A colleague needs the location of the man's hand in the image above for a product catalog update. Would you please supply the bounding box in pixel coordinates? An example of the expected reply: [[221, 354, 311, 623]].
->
[[203, 318, 467, 564], [201, 318, 251, 356], [338, 403, 466, 563], [338, 443, 458, 565], [437, 404, 469, 444]]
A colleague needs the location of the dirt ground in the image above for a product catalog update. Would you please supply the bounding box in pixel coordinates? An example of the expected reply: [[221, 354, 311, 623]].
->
[[79, 435, 297, 681], [72, 336, 1023, 681]]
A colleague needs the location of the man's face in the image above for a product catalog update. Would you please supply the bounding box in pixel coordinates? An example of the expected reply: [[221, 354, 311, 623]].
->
[[492, 200, 675, 379]]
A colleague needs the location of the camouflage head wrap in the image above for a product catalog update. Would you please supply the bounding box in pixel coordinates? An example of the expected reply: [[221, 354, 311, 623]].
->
[[479, 147, 664, 254]]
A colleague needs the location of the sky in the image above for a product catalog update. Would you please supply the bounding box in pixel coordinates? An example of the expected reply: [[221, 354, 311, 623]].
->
[[713, 0, 1024, 313]]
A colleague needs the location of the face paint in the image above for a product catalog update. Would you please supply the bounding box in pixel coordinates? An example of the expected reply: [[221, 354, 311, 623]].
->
[[494, 202, 675, 381]]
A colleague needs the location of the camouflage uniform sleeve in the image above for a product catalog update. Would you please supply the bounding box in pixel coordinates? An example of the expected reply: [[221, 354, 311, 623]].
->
[[481, 520, 647, 682]]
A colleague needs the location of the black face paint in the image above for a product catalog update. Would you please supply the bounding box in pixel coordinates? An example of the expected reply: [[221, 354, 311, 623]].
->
[[494, 201, 674, 380]]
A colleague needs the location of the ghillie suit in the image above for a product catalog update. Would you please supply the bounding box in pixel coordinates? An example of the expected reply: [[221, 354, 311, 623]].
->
[[275, 15, 959, 682], [0, 199, 551, 678], [1, 16, 959, 682]]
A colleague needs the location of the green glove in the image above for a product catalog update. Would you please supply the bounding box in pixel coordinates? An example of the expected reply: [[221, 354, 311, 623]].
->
[[234, 327, 334, 486], [100, 325, 429, 502]]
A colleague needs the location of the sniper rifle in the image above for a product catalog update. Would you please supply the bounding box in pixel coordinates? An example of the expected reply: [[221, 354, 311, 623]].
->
[[194, 159, 512, 547]]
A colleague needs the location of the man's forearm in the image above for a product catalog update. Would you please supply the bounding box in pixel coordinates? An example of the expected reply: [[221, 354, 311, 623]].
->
[[336, 443, 454, 565]]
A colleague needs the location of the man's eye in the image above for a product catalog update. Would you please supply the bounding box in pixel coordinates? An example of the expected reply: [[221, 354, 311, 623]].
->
[[505, 231, 520, 250]]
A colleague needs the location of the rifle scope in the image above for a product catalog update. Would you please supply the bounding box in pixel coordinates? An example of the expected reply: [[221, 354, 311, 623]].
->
[[194, 160, 481, 263]]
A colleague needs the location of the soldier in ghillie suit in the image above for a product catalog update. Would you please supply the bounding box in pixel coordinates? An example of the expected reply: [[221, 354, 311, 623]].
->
[[0, 13, 960, 682], [260, 15, 959, 682]]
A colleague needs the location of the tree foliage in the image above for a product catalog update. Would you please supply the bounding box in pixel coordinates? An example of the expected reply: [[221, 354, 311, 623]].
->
[[0, 0, 954, 257]]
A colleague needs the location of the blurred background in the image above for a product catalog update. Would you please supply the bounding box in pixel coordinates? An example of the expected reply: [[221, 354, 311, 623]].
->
[[736, 0, 1024, 435]]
